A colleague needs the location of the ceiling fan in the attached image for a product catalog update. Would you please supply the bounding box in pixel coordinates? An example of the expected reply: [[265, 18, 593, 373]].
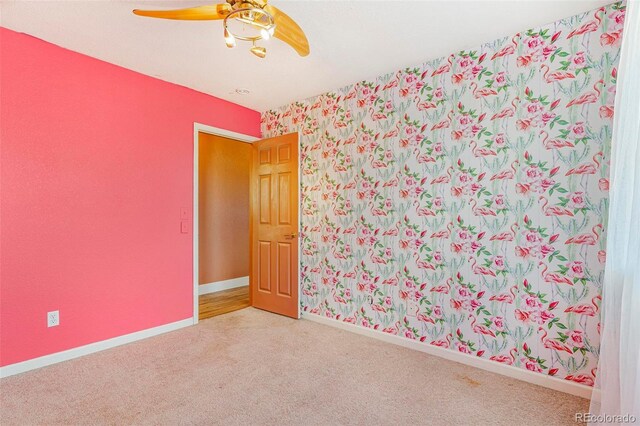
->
[[133, 0, 309, 58]]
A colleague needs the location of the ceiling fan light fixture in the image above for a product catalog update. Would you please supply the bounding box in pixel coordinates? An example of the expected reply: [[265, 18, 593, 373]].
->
[[250, 45, 266, 58], [224, 27, 236, 48], [260, 24, 275, 40]]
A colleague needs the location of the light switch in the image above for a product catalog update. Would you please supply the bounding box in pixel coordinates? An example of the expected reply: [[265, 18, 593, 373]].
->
[[180, 208, 189, 220], [181, 221, 189, 234]]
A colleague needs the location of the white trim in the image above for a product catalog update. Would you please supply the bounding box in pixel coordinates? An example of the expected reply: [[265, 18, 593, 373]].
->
[[0, 318, 192, 378], [302, 312, 593, 400], [192, 123, 259, 325], [199, 276, 249, 295]]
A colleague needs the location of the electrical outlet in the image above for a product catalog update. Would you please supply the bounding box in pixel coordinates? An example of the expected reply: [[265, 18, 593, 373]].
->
[[47, 310, 59, 327]]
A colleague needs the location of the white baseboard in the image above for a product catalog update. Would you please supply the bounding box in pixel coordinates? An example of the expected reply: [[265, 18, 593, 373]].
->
[[0, 318, 192, 379], [302, 312, 593, 400], [199, 276, 249, 295]]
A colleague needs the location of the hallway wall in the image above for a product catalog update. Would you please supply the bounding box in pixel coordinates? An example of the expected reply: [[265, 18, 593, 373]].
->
[[198, 133, 251, 285]]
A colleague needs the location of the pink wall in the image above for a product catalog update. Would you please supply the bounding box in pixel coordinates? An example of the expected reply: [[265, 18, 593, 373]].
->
[[0, 28, 261, 367]]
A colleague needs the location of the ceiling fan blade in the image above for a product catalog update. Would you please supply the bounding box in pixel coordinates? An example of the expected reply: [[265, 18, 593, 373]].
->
[[264, 5, 310, 57], [133, 4, 231, 21]]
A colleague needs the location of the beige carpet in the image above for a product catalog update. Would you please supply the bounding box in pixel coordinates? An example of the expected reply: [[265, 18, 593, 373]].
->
[[0, 308, 588, 425]]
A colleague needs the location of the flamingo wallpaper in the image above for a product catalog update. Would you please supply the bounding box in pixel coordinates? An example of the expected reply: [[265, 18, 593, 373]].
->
[[261, 2, 625, 386]]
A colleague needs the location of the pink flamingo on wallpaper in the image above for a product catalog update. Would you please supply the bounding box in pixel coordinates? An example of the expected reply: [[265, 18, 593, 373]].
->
[[369, 107, 388, 121], [383, 176, 399, 187], [430, 333, 453, 348], [415, 307, 436, 324], [431, 54, 453, 77], [332, 289, 348, 305], [382, 272, 400, 286], [539, 196, 574, 217], [490, 223, 518, 242], [414, 253, 436, 270], [371, 301, 388, 314], [490, 161, 518, 181], [565, 151, 603, 176], [418, 154, 437, 164], [332, 247, 348, 260], [469, 256, 497, 277], [538, 327, 573, 354], [566, 80, 604, 107], [489, 285, 518, 304], [540, 64, 575, 83], [332, 159, 348, 172], [565, 296, 601, 317], [490, 348, 518, 365], [470, 82, 498, 99], [431, 111, 453, 130], [470, 199, 497, 217], [382, 321, 400, 334], [371, 159, 389, 169], [470, 140, 497, 157], [565, 368, 597, 387], [431, 166, 454, 184], [469, 314, 497, 338], [567, 7, 604, 38], [414, 96, 437, 111], [415, 203, 437, 217], [369, 249, 388, 266], [371, 206, 388, 217], [539, 130, 574, 150], [343, 270, 357, 279], [491, 34, 519, 60], [430, 222, 453, 239], [431, 278, 452, 294], [565, 224, 603, 246], [382, 222, 400, 236], [490, 97, 520, 121], [539, 262, 573, 286]]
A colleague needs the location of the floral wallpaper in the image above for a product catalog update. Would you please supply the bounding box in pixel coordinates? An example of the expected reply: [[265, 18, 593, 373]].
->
[[262, 2, 624, 386]]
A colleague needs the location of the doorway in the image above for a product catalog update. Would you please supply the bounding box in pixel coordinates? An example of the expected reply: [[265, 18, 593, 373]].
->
[[192, 123, 301, 324], [197, 130, 252, 320], [193, 124, 257, 323]]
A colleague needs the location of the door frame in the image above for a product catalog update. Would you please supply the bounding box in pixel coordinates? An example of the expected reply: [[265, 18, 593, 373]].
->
[[192, 123, 259, 325]]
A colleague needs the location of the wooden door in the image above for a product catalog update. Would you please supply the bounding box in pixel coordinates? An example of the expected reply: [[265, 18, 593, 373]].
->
[[250, 133, 299, 318]]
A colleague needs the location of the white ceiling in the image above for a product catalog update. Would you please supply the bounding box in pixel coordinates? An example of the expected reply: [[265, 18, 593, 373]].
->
[[1, 0, 612, 112]]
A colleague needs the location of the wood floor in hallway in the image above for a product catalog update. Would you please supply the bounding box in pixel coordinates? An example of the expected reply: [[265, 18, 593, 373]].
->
[[198, 286, 250, 320]]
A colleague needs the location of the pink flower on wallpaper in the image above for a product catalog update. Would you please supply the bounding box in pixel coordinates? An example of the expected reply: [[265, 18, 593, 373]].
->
[[571, 122, 586, 138], [570, 51, 587, 69], [567, 261, 585, 279], [492, 316, 505, 331], [569, 330, 585, 348], [568, 192, 586, 209], [432, 305, 444, 319], [610, 9, 625, 29], [494, 72, 507, 87], [494, 133, 507, 148], [492, 255, 506, 270]]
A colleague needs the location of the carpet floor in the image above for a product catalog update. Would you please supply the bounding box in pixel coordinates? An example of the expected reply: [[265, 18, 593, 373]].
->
[[0, 308, 588, 425]]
